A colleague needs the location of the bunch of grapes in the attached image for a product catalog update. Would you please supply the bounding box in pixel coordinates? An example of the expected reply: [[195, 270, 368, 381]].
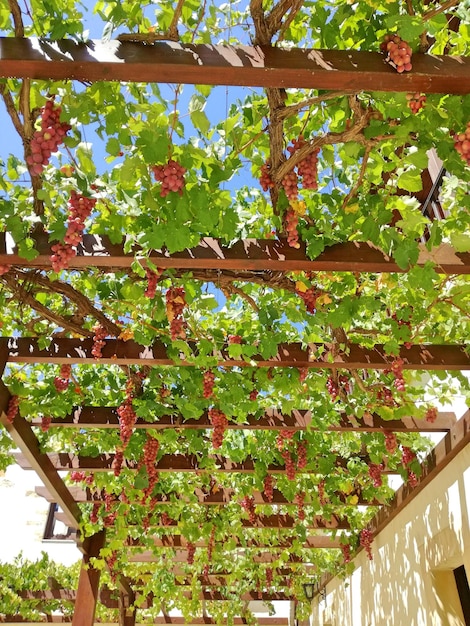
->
[[165, 287, 187, 340], [208, 407, 228, 448], [326, 376, 339, 401], [187, 542, 196, 565], [249, 389, 259, 401], [298, 367, 308, 383], [287, 136, 320, 190], [296, 440, 307, 470], [381, 34, 412, 73], [241, 495, 256, 524], [425, 406, 438, 423], [384, 431, 398, 454], [142, 434, 160, 498], [161, 512, 173, 526], [6, 395, 19, 423], [341, 543, 351, 564], [453, 122, 470, 166], [360, 528, 374, 560], [265, 567, 273, 588], [228, 334, 242, 344], [152, 160, 186, 197], [106, 551, 119, 583], [376, 386, 395, 406], [26, 99, 71, 176], [276, 429, 295, 450], [70, 471, 86, 483], [406, 93, 426, 114], [91, 324, 107, 359], [90, 502, 101, 524], [368, 463, 384, 488], [117, 382, 137, 450], [203, 370, 216, 399], [50, 242, 77, 272], [318, 479, 327, 506], [112, 449, 124, 477], [284, 208, 300, 248], [145, 268, 161, 299], [401, 446, 415, 466], [64, 192, 96, 246], [207, 526, 216, 565], [282, 170, 299, 201], [41, 416, 51, 432], [295, 491, 306, 521], [259, 162, 274, 192], [391, 358, 406, 392], [54, 364, 72, 393], [281, 448, 296, 480], [263, 474, 274, 502], [296, 286, 318, 314]]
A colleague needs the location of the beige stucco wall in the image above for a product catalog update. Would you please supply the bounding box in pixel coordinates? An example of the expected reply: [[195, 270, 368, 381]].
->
[[312, 443, 470, 626]]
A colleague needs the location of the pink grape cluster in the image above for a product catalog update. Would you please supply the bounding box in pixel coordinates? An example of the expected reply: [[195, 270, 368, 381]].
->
[[90, 502, 101, 524], [295, 490, 306, 521], [203, 370, 215, 399], [249, 389, 259, 401], [376, 385, 395, 406], [284, 209, 300, 248], [145, 268, 161, 299], [425, 406, 438, 423], [91, 324, 107, 359], [26, 99, 71, 176], [259, 162, 274, 192], [360, 528, 374, 560], [288, 136, 319, 190], [228, 334, 242, 344], [263, 474, 274, 502], [296, 286, 318, 314], [298, 367, 308, 383], [112, 449, 124, 477], [54, 364, 71, 393], [318, 479, 327, 506], [241, 495, 256, 524], [165, 287, 187, 340], [384, 431, 398, 454], [282, 170, 299, 201], [50, 242, 76, 273], [341, 544, 351, 564], [6, 395, 19, 423], [297, 440, 307, 470], [40, 416, 51, 432], [381, 34, 413, 73], [326, 375, 339, 401], [265, 567, 273, 587], [406, 92, 426, 114], [453, 122, 470, 166], [152, 160, 186, 197], [368, 463, 384, 488], [401, 446, 415, 466], [391, 358, 406, 392], [187, 542, 196, 565], [117, 378, 137, 449], [276, 429, 297, 480], [142, 435, 160, 499], [209, 408, 228, 448]]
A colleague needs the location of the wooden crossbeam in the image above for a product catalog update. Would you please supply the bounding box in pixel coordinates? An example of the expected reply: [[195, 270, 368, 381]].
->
[[35, 485, 381, 506], [1, 39, 470, 93], [31, 406, 456, 433], [72, 530, 106, 626], [2, 234, 470, 274], [14, 451, 394, 474], [129, 551, 310, 564], [4, 337, 470, 370], [126, 534, 341, 549]]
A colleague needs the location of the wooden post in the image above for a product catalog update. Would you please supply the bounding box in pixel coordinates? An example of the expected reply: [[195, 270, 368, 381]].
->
[[72, 530, 106, 626]]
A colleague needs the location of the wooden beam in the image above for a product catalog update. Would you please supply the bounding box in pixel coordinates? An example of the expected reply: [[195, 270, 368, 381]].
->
[[4, 337, 470, 370], [72, 530, 106, 626], [119, 586, 136, 626], [0, 381, 82, 529], [2, 234, 470, 275], [1, 39, 470, 93], [129, 551, 309, 564], [14, 451, 394, 474], [31, 406, 456, 433], [35, 485, 381, 506], [126, 534, 341, 549]]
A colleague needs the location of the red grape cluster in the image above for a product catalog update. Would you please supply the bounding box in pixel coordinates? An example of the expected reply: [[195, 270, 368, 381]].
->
[[26, 99, 71, 176], [401, 446, 415, 466], [228, 334, 242, 344], [381, 34, 413, 73], [368, 463, 384, 488], [70, 471, 87, 483], [384, 431, 398, 454], [187, 542, 196, 565], [265, 567, 273, 587], [276, 430, 296, 480], [391, 358, 406, 392], [259, 162, 274, 192], [284, 209, 300, 248], [341, 544, 351, 564], [203, 370, 216, 399], [145, 268, 161, 299], [286, 136, 320, 191], [296, 440, 307, 470], [326, 376, 339, 401], [142, 434, 160, 498], [6, 395, 19, 423], [161, 512, 173, 526], [112, 449, 124, 477], [360, 528, 374, 560], [406, 93, 426, 114], [241, 495, 256, 524], [208, 407, 228, 448], [453, 122, 470, 165], [249, 389, 259, 401], [282, 449, 296, 480], [165, 287, 187, 340], [152, 160, 186, 197], [263, 474, 274, 502], [41, 416, 51, 432], [64, 192, 96, 245], [91, 324, 107, 359], [90, 502, 101, 524], [50, 242, 76, 273], [318, 479, 327, 506], [106, 551, 118, 583], [117, 378, 137, 449], [425, 406, 438, 423], [295, 491, 306, 521], [407, 470, 418, 487], [376, 386, 395, 406], [296, 286, 318, 314], [282, 170, 299, 201], [298, 367, 308, 383], [54, 364, 71, 393], [207, 526, 216, 564]]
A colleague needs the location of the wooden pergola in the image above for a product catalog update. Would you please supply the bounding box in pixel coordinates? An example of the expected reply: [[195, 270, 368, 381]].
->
[[1, 29, 470, 626]]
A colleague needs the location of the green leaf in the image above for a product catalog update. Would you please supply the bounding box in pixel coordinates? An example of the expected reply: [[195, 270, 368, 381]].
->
[[397, 170, 423, 193]]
